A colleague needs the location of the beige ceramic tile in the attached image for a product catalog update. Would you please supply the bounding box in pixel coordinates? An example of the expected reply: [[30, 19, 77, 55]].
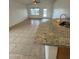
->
[[9, 19, 46, 59]]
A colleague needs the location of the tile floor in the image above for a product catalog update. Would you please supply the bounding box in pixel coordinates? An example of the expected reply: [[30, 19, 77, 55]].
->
[[9, 19, 49, 59]]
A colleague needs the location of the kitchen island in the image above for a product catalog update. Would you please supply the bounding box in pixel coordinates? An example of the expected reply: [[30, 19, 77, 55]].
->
[[35, 19, 70, 47], [35, 19, 70, 59]]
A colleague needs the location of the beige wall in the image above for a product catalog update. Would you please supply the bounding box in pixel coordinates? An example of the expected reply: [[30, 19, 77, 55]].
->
[[9, 0, 28, 27], [52, 0, 70, 19]]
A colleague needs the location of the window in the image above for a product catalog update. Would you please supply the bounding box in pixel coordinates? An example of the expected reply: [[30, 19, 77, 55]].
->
[[43, 9, 47, 17], [31, 8, 40, 15]]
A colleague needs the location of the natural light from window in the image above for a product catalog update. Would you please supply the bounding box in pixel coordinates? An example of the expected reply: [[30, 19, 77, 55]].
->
[[31, 8, 40, 15], [43, 9, 47, 17]]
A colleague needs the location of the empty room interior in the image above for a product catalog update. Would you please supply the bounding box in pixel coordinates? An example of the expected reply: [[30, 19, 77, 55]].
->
[[9, 0, 70, 59]]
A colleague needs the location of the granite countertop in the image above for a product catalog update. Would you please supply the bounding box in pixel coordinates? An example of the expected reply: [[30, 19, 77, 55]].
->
[[35, 19, 70, 47]]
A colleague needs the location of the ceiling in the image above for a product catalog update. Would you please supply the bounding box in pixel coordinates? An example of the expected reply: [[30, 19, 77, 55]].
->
[[14, 0, 55, 5]]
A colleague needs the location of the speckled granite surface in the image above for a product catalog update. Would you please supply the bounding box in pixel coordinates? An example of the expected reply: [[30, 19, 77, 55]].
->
[[35, 20, 70, 47]]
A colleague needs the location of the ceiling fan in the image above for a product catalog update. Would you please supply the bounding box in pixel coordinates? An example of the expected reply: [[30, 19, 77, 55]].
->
[[33, 0, 40, 5]]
